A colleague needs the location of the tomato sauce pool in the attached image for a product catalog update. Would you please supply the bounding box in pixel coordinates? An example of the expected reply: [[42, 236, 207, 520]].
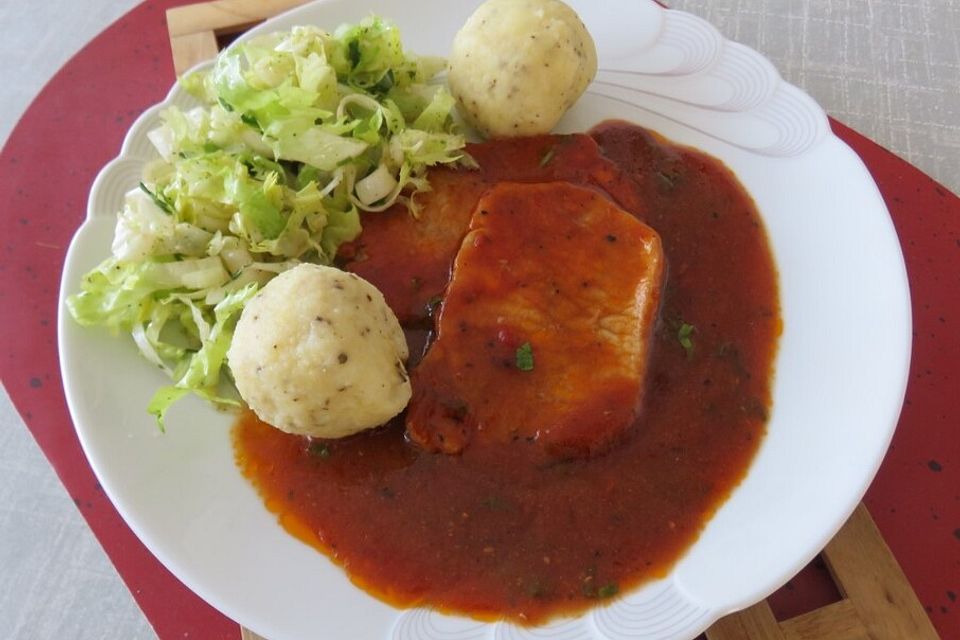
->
[[233, 121, 781, 623]]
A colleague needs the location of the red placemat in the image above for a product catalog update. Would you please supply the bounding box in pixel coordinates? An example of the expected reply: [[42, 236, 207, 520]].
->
[[1, 1, 956, 638]]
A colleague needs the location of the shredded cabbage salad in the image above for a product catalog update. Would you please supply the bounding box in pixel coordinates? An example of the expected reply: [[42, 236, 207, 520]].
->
[[68, 17, 470, 428]]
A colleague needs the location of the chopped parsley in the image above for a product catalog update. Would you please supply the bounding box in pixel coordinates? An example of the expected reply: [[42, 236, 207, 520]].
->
[[582, 577, 619, 599], [678, 323, 695, 358], [347, 39, 362, 68], [515, 342, 535, 371], [240, 112, 262, 132], [138, 181, 173, 214]]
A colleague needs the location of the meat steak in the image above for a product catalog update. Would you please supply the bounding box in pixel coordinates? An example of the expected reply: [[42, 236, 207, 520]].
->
[[405, 181, 664, 458]]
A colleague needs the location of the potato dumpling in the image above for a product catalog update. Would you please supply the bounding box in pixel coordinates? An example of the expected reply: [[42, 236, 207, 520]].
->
[[447, 0, 597, 138], [228, 264, 411, 438]]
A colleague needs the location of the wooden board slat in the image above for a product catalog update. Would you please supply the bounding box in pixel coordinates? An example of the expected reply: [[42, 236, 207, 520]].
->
[[167, 0, 307, 74], [167, 0, 305, 36], [706, 601, 786, 640], [170, 31, 219, 75], [822, 503, 941, 640], [239, 628, 268, 640], [780, 599, 868, 640], [706, 505, 940, 640]]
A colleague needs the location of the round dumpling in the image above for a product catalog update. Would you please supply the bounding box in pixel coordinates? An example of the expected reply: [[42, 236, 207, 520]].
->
[[227, 264, 411, 438], [447, 0, 597, 138]]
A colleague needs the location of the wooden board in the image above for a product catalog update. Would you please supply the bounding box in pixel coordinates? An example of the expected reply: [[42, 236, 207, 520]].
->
[[167, 0, 306, 74], [165, 3, 943, 639], [705, 505, 939, 640]]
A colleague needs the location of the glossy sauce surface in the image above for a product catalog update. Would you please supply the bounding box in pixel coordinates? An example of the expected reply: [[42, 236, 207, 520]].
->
[[234, 121, 780, 623], [407, 181, 664, 458]]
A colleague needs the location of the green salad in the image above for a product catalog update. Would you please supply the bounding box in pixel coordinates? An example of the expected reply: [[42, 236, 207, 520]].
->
[[67, 17, 470, 427]]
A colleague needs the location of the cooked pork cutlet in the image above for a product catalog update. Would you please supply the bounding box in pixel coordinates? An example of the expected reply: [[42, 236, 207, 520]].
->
[[341, 134, 645, 325], [406, 181, 664, 458]]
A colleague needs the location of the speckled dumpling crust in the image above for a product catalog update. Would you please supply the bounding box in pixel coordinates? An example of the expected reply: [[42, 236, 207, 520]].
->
[[227, 264, 411, 438], [447, 0, 597, 138]]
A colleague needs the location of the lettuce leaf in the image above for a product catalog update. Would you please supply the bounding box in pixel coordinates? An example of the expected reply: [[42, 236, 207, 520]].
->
[[70, 15, 472, 428]]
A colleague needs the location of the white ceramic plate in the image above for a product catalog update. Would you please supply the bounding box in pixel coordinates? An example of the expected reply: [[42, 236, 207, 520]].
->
[[58, 1, 911, 639]]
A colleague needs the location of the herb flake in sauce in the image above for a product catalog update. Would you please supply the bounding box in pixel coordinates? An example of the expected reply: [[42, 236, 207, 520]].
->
[[515, 342, 535, 371]]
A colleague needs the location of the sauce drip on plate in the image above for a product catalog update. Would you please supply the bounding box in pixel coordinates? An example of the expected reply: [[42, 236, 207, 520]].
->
[[233, 121, 780, 623]]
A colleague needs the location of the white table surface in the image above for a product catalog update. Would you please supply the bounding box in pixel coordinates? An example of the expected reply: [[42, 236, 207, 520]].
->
[[1, 1, 957, 638]]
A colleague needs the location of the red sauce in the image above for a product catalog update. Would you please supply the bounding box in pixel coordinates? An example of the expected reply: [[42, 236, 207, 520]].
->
[[233, 121, 781, 623]]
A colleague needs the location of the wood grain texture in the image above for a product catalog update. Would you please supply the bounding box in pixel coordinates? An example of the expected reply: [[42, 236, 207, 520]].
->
[[780, 600, 868, 640], [167, 0, 305, 35], [706, 505, 940, 640], [170, 31, 218, 75], [706, 601, 786, 640], [823, 503, 941, 640], [239, 628, 267, 640], [167, 0, 307, 74]]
